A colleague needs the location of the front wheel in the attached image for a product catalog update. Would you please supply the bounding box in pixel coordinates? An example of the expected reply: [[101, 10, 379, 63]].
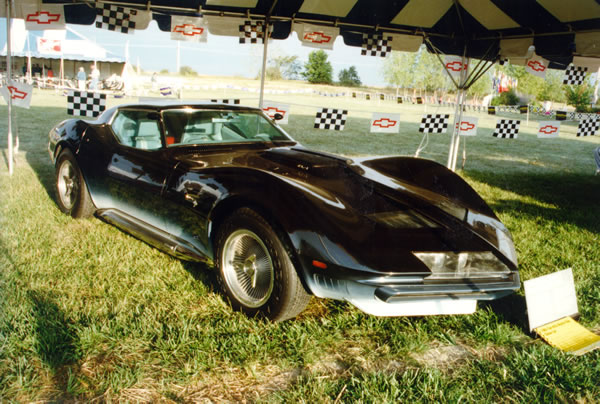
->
[[55, 149, 96, 218], [215, 208, 311, 321]]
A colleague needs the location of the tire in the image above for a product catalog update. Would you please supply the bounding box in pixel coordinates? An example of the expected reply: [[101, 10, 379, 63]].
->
[[215, 208, 311, 321], [55, 149, 96, 218]]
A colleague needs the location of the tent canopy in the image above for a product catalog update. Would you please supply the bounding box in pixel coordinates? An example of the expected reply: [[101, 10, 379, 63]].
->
[[39, 0, 600, 68]]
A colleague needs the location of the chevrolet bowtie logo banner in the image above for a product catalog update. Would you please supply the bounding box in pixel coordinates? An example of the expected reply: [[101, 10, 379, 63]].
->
[[444, 55, 468, 77], [0, 81, 33, 109], [171, 16, 207, 42], [457, 117, 478, 136], [526, 55, 549, 79], [297, 24, 339, 50], [262, 102, 290, 125], [23, 4, 65, 30], [537, 121, 560, 138], [370, 113, 400, 133]]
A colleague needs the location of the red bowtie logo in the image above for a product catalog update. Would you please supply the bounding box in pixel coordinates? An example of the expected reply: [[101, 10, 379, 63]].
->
[[304, 32, 332, 44], [173, 24, 204, 36], [373, 118, 397, 128]]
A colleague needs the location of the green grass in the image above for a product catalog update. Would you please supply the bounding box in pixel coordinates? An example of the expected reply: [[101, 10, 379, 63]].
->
[[1, 87, 599, 402]]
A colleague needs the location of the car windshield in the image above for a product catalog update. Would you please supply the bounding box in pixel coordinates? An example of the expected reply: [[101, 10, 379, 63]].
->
[[162, 109, 292, 147]]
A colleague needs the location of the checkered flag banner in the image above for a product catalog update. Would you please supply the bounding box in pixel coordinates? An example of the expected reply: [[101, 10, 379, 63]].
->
[[95, 4, 150, 34], [419, 114, 449, 134], [493, 119, 520, 139], [67, 91, 106, 117], [361, 34, 392, 57], [210, 99, 240, 104], [577, 118, 600, 137], [239, 20, 269, 44], [563, 65, 588, 85], [314, 108, 348, 130]]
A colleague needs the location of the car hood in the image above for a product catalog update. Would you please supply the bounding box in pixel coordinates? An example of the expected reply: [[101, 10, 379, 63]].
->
[[254, 146, 516, 267]]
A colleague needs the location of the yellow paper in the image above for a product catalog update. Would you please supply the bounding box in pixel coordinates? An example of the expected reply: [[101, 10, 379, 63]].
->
[[535, 316, 600, 356]]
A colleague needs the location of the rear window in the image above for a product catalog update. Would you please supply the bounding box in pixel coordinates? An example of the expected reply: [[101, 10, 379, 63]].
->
[[111, 110, 162, 150]]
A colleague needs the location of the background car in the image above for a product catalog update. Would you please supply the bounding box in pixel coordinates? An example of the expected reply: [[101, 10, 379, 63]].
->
[[49, 102, 520, 321]]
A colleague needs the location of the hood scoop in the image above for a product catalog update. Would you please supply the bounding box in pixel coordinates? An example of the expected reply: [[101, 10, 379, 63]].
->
[[261, 147, 344, 174]]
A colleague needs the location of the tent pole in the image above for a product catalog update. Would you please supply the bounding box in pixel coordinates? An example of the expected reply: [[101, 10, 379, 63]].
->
[[258, 20, 270, 109], [5, 0, 14, 176], [451, 58, 469, 171], [448, 56, 470, 171]]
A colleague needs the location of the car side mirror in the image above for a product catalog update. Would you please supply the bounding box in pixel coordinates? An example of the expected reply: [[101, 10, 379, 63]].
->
[[273, 113, 284, 121]]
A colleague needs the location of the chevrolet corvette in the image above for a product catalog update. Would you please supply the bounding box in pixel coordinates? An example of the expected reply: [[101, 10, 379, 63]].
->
[[49, 102, 519, 321]]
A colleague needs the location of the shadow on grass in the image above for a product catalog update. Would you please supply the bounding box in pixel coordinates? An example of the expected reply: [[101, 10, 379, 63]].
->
[[28, 290, 80, 397], [481, 293, 531, 334], [466, 170, 600, 234], [181, 260, 217, 290]]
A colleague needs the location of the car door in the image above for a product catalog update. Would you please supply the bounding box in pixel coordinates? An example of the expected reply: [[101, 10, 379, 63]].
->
[[157, 109, 228, 260], [80, 108, 174, 232]]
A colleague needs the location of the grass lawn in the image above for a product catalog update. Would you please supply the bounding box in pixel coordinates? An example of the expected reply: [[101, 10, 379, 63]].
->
[[1, 85, 599, 402]]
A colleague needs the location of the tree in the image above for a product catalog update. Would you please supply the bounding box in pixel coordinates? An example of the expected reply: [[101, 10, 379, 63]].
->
[[257, 55, 302, 81], [565, 84, 594, 112], [412, 46, 449, 94], [338, 66, 361, 87], [381, 51, 416, 89], [467, 69, 492, 100], [179, 66, 197, 76], [381, 46, 451, 97], [537, 69, 566, 103], [302, 50, 333, 84]]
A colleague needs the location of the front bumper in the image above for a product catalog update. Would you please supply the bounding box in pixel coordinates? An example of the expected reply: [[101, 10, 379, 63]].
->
[[307, 271, 520, 316]]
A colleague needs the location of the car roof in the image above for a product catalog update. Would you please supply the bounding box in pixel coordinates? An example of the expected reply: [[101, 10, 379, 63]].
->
[[115, 101, 260, 113]]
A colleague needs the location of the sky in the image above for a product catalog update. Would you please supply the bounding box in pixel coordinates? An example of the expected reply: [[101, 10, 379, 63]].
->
[[16, 19, 388, 86]]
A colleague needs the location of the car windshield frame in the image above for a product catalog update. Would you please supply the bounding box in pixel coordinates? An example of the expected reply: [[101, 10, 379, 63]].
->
[[160, 108, 295, 148]]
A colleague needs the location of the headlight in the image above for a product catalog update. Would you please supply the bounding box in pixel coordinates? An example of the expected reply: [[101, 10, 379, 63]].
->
[[413, 251, 511, 280], [495, 226, 518, 266], [367, 210, 439, 229]]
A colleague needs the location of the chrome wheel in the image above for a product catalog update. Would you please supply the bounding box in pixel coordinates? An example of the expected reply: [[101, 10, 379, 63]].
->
[[57, 159, 79, 210], [221, 229, 274, 308]]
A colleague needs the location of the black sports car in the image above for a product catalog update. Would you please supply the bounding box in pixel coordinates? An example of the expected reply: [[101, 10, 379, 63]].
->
[[49, 102, 519, 321]]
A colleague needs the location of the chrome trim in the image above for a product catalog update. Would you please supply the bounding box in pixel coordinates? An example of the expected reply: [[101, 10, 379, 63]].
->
[[97, 208, 210, 263], [375, 272, 520, 302]]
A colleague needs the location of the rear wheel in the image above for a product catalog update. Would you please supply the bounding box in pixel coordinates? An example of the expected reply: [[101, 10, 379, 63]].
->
[[215, 208, 311, 321], [55, 149, 95, 218]]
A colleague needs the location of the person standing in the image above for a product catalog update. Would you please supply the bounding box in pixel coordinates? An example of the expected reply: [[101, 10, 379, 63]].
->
[[77, 67, 86, 90], [89, 64, 100, 90]]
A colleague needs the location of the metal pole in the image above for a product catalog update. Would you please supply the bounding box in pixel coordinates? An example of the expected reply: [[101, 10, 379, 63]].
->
[[447, 89, 463, 169], [6, 0, 14, 175], [450, 57, 470, 171], [258, 20, 270, 108]]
